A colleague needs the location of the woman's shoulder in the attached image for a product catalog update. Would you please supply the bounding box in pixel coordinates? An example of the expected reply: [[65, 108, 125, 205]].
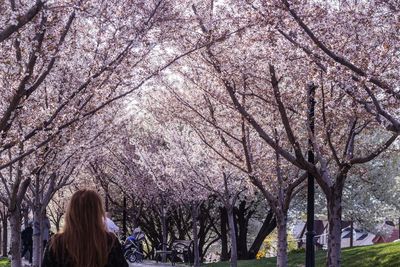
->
[[49, 233, 66, 250], [106, 232, 124, 251], [48, 233, 61, 248], [42, 234, 70, 267], [105, 233, 128, 267], [50, 232, 64, 241], [106, 232, 120, 243]]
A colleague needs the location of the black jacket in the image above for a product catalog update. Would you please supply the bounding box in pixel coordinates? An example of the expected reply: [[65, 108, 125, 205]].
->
[[21, 226, 33, 246], [41, 233, 128, 267]]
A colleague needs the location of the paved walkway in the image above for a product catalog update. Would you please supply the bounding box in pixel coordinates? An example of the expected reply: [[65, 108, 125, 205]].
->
[[129, 261, 174, 267], [22, 259, 175, 267], [23, 258, 177, 267]]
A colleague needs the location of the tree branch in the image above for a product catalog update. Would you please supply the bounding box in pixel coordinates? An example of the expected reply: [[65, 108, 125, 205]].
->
[[0, 0, 44, 43]]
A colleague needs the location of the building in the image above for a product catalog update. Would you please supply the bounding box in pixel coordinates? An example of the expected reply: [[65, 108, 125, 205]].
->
[[341, 226, 375, 247], [372, 221, 400, 244], [293, 220, 376, 249]]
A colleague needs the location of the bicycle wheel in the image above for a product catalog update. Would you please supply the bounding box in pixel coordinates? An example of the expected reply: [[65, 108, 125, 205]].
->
[[124, 250, 137, 263], [129, 252, 137, 263], [135, 251, 144, 262]]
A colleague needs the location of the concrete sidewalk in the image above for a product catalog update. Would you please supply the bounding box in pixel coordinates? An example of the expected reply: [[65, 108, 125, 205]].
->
[[129, 261, 177, 267], [22, 258, 177, 267]]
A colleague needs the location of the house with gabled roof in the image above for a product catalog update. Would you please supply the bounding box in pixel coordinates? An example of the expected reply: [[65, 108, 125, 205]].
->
[[293, 220, 376, 249], [341, 226, 375, 247], [372, 221, 400, 244]]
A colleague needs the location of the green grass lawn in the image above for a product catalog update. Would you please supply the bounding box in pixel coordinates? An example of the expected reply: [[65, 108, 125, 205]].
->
[[0, 242, 398, 267], [0, 258, 10, 267], [207, 242, 400, 267]]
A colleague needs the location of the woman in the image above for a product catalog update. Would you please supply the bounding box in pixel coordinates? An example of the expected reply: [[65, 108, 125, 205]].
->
[[42, 189, 128, 267]]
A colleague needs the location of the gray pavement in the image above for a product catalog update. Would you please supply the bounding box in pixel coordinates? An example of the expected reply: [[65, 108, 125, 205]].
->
[[129, 261, 176, 267], [23, 258, 178, 267], [22, 259, 176, 267]]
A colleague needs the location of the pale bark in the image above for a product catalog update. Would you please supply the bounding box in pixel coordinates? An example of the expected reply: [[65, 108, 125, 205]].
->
[[191, 204, 200, 267], [32, 173, 42, 267], [30, 172, 56, 267], [326, 192, 343, 267], [227, 207, 237, 267], [32, 210, 43, 267], [10, 210, 22, 267], [40, 213, 47, 264], [8, 174, 30, 267], [1, 217, 7, 257], [23, 209, 29, 228], [276, 214, 288, 267], [160, 206, 168, 263]]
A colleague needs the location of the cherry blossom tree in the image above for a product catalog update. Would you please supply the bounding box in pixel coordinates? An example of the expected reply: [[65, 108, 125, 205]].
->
[[25, 117, 113, 267], [0, 1, 209, 266], [2, 2, 398, 267], [47, 190, 70, 232], [342, 146, 400, 230], [0, 0, 44, 43], [154, 66, 308, 266], [163, 2, 400, 266], [165, 126, 247, 267]]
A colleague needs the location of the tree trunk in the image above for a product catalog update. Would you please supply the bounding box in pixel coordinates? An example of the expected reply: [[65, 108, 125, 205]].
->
[[248, 209, 276, 259], [276, 214, 288, 267], [9, 210, 22, 267], [192, 205, 200, 267], [105, 184, 109, 212], [160, 206, 168, 263], [32, 209, 43, 267], [1, 217, 7, 257], [326, 191, 343, 267], [220, 207, 228, 261], [55, 218, 60, 232], [23, 209, 29, 228], [234, 201, 249, 260], [8, 175, 30, 267], [227, 207, 237, 267], [197, 209, 206, 262]]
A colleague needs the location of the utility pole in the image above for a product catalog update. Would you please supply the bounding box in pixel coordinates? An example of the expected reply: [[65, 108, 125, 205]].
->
[[105, 183, 109, 212], [305, 83, 316, 267], [350, 220, 354, 248], [123, 196, 127, 240]]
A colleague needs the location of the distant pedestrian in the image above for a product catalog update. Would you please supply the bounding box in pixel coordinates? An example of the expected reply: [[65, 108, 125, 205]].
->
[[42, 189, 128, 267], [21, 222, 33, 263]]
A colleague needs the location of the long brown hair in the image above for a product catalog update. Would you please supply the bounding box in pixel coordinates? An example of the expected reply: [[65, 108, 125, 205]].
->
[[51, 189, 112, 267]]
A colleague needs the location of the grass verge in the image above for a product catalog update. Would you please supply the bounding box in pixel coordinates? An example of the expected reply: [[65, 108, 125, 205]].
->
[[0, 258, 10, 267], [207, 242, 400, 267]]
